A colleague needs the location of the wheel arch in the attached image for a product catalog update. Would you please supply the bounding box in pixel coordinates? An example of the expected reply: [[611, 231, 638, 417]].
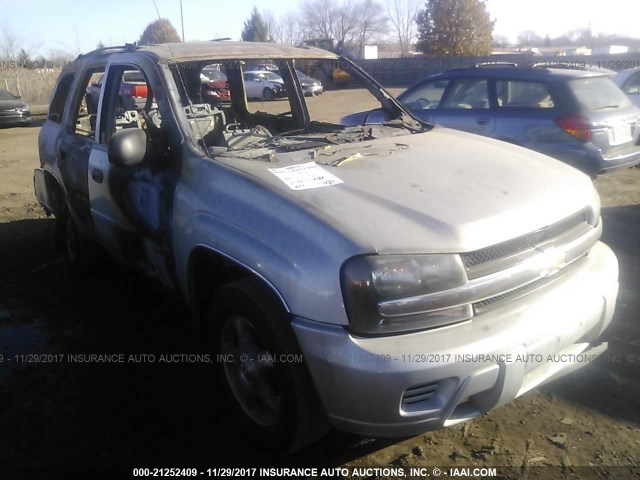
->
[[187, 245, 290, 326]]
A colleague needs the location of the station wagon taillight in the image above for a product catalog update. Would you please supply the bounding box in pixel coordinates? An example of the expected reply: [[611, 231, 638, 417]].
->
[[555, 114, 592, 141]]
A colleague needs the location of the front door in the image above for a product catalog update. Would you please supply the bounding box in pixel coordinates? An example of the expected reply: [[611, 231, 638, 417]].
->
[[89, 61, 179, 287]]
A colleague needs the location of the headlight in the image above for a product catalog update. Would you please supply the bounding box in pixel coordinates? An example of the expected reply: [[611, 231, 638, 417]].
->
[[341, 254, 470, 336]]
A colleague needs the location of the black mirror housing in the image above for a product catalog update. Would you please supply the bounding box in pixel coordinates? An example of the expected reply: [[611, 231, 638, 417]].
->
[[108, 128, 147, 166]]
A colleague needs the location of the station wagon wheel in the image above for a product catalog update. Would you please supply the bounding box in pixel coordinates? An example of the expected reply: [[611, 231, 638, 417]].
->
[[263, 88, 276, 101], [207, 277, 328, 452]]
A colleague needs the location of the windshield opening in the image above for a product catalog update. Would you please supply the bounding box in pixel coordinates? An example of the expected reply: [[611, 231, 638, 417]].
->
[[169, 56, 420, 159]]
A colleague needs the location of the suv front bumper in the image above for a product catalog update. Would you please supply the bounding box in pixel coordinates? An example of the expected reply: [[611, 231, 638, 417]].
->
[[292, 241, 618, 438]]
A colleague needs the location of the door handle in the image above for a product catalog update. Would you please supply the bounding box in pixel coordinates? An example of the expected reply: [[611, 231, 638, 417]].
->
[[476, 117, 490, 125], [91, 168, 104, 183]]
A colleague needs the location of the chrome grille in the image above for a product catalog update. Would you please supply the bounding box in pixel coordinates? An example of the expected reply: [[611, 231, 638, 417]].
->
[[462, 209, 589, 270]]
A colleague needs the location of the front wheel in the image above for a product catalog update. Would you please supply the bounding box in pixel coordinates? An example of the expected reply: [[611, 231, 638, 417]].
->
[[206, 278, 328, 453]]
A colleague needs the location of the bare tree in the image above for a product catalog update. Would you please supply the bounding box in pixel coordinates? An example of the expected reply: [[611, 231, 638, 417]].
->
[[1, 23, 23, 59], [354, 0, 388, 52], [267, 12, 302, 45], [300, 0, 337, 40], [387, 0, 420, 56], [300, 0, 380, 50], [333, 1, 359, 48]]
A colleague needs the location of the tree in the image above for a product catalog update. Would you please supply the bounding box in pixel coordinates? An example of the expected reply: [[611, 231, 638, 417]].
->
[[387, 0, 420, 56], [241, 7, 271, 42], [17, 48, 32, 68], [415, 0, 494, 56], [300, 0, 337, 40], [267, 11, 303, 45], [516, 30, 542, 47], [138, 18, 182, 45], [354, 0, 388, 52], [300, 0, 387, 51], [492, 35, 510, 48]]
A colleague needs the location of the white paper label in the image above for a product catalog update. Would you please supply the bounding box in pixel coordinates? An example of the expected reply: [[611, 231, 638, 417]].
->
[[268, 162, 343, 190]]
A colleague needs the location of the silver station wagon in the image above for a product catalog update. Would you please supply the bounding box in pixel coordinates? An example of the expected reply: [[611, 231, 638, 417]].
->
[[344, 66, 640, 177], [35, 42, 619, 452]]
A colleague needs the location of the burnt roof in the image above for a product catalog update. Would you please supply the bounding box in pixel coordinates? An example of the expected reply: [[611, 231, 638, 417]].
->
[[79, 41, 338, 63]]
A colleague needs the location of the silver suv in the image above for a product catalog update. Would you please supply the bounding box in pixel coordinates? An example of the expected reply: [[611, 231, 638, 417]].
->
[[34, 42, 619, 452]]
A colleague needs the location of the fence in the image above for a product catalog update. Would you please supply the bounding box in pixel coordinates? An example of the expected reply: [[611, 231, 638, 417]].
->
[[0, 67, 61, 107], [355, 53, 640, 86]]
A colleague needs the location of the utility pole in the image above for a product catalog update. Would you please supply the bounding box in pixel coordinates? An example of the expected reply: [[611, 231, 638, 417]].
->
[[180, 0, 185, 42]]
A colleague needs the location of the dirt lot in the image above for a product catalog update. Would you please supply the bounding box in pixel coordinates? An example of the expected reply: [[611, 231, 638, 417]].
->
[[1, 91, 639, 479]]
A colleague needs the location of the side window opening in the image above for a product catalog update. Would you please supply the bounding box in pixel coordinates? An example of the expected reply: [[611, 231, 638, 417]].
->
[[48, 73, 75, 124], [171, 60, 301, 153], [71, 66, 106, 139], [401, 80, 450, 110], [623, 74, 640, 95], [496, 80, 555, 109], [100, 66, 161, 145], [441, 78, 490, 110]]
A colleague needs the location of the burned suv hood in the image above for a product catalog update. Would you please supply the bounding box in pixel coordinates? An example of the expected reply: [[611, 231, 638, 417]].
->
[[222, 127, 596, 254]]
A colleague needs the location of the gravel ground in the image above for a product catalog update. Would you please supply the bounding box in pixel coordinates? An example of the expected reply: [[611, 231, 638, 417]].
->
[[1, 94, 639, 479]]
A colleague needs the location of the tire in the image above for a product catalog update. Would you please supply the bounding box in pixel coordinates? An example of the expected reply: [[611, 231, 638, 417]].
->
[[263, 88, 275, 101], [206, 277, 328, 453]]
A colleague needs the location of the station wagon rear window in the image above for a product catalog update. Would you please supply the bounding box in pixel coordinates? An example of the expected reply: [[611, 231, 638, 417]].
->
[[570, 77, 631, 111]]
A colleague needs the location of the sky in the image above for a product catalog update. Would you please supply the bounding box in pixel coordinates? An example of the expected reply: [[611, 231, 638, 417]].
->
[[1, 0, 639, 58]]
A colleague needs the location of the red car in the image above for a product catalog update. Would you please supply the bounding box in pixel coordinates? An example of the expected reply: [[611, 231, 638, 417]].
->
[[200, 69, 231, 105]]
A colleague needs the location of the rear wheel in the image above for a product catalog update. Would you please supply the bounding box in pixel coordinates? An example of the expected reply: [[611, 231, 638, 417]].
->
[[263, 88, 276, 101], [206, 277, 328, 453]]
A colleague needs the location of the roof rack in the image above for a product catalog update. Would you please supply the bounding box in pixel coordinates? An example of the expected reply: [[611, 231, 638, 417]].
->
[[474, 61, 518, 68], [77, 43, 139, 59], [532, 62, 615, 74]]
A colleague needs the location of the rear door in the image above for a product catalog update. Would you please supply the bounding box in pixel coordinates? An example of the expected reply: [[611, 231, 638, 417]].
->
[[57, 62, 106, 229], [493, 78, 560, 149], [437, 77, 496, 136]]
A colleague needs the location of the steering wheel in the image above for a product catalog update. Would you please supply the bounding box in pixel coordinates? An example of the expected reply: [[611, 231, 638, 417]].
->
[[415, 98, 434, 110]]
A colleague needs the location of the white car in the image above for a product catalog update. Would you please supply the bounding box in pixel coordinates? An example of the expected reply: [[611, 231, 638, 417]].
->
[[242, 70, 285, 100], [613, 68, 640, 107]]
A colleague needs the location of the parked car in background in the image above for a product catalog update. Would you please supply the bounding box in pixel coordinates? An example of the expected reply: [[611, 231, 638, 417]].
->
[[0, 89, 31, 127], [343, 67, 640, 176], [200, 69, 231, 105], [613, 68, 640, 107], [242, 70, 285, 100], [295, 69, 323, 96], [85, 70, 149, 113]]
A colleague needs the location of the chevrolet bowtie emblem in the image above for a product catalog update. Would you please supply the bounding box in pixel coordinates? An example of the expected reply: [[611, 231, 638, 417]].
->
[[534, 247, 567, 277]]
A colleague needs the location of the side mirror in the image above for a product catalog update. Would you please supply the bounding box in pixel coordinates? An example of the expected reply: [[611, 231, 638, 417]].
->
[[108, 128, 147, 166]]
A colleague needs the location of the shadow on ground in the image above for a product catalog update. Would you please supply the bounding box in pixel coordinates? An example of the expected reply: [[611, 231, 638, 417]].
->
[[0, 218, 402, 467]]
